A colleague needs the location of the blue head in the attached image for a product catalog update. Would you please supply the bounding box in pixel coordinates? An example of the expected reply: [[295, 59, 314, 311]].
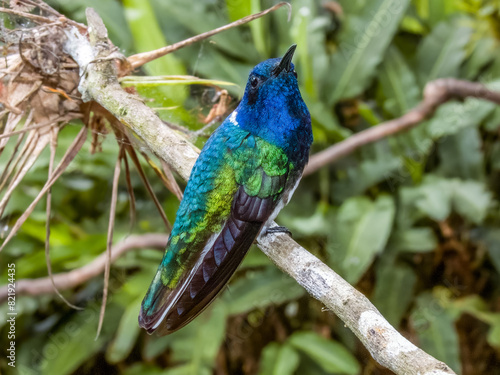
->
[[231, 45, 312, 162]]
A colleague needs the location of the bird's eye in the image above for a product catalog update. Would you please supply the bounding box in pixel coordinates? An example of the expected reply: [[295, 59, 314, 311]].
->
[[250, 76, 259, 88], [293, 71, 297, 78]]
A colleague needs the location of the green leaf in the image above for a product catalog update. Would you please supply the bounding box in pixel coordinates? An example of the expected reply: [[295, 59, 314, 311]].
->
[[259, 343, 300, 375], [413, 179, 454, 221], [416, 0, 460, 28], [120, 76, 238, 88], [427, 91, 498, 140], [391, 124, 433, 174], [153, 0, 257, 64], [372, 263, 417, 325], [123, 0, 185, 77], [152, 302, 226, 373], [106, 297, 142, 363], [123, 0, 187, 107], [331, 141, 401, 202], [437, 127, 485, 180], [358, 102, 383, 126], [410, 292, 461, 373], [124, 363, 167, 375], [142, 333, 173, 362], [328, 195, 395, 284], [288, 331, 360, 374], [391, 227, 438, 253], [492, 143, 500, 173], [223, 268, 305, 316], [36, 303, 122, 375], [415, 19, 471, 86], [0, 296, 39, 329], [13, 232, 107, 279], [461, 36, 497, 80], [249, 0, 267, 57], [452, 180, 493, 224], [142, 303, 226, 368], [325, 0, 411, 103], [279, 206, 334, 237], [163, 364, 211, 375], [447, 293, 500, 351], [290, 4, 316, 98], [448, 295, 500, 349], [398, 175, 493, 225], [226, 0, 251, 22], [379, 46, 420, 117], [306, 93, 352, 141], [400, 15, 426, 34], [483, 106, 500, 133], [390, 80, 500, 180], [471, 227, 500, 273]]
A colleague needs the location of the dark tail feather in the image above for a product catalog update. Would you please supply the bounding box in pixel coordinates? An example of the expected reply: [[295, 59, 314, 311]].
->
[[139, 187, 277, 335], [139, 216, 262, 335]]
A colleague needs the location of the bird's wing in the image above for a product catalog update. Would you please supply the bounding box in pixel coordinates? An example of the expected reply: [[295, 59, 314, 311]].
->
[[139, 126, 292, 335]]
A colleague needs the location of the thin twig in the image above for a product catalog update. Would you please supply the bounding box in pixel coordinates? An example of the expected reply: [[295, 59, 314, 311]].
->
[[123, 152, 136, 230], [0, 120, 35, 193], [44, 127, 81, 310], [96, 146, 123, 339], [0, 114, 83, 140], [126, 146, 172, 231], [0, 1, 87, 31], [0, 129, 50, 217], [125, 2, 291, 73], [304, 78, 500, 175], [0, 234, 169, 302], [0, 126, 87, 251], [0, 6, 55, 24], [140, 151, 182, 201], [160, 159, 183, 201], [21, 0, 62, 18], [0, 123, 26, 185]]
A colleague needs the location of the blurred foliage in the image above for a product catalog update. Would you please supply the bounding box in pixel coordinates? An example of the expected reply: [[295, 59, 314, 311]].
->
[[1, 0, 500, 374]]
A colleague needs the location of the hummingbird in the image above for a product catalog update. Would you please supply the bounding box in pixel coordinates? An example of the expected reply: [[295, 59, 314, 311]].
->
[[139, 45, 312, 335]]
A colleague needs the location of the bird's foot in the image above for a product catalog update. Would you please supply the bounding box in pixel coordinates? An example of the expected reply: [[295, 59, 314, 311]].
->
[[265, 226, 293, 238]]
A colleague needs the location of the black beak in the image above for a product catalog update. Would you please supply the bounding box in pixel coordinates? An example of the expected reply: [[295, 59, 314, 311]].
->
[[273, 44, 296, 76]]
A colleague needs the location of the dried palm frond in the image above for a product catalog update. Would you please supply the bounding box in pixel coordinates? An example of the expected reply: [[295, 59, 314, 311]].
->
[[0, 0, 278, 336], [0, 2, 87, 311], [0, 9, 82, 235]]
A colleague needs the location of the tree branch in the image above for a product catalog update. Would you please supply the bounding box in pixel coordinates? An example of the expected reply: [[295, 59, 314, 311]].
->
[[56, 9, 469, 375], [258, 231, 455, 375], [304, 79, 500, 176], [0, 234, 168, 302]]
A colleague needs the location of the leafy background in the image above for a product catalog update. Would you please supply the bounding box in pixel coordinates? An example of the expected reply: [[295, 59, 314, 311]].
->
[[1, 0, 500, 374]]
